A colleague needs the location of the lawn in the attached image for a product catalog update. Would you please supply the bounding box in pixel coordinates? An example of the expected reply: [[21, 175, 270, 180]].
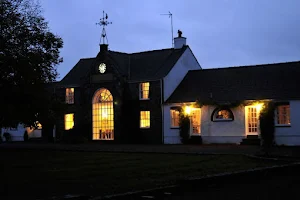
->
[[0, 149, 283, 199]]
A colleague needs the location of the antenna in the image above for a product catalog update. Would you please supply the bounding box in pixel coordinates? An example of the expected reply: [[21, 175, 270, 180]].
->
[[96, 11, 112, 45], [161, 11, 174, 48]]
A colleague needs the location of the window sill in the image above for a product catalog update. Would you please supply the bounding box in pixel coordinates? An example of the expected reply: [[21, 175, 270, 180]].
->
[[191, 134, 201, 136], [275, 124, 291, 128], [170, 126, 180, 129], [139, 98, 150, 101], [140, 127, 150, 129]]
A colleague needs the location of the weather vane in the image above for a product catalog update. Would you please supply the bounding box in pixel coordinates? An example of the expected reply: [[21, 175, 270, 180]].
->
[[96, 11, 112, 45], [161, 11, 174, 48]]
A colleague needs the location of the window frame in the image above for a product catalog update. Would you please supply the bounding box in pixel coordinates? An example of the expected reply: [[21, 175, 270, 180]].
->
[[140, 111, 150, 129], [65, 88, 75, 104], [211, 107, 234, 122], [170, 107, 181, 128], [139, 82, 150, 100], [275, 103, 291, 127]]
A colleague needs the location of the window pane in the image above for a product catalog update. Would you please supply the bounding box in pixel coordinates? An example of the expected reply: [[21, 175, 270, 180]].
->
[[170, 109, 180, 127], [140, 111, 150, 128], [64, 113, 74, 130], [66, 88, 74, 104], [277, 105, 290, 125], [140, 82, 150, 99]]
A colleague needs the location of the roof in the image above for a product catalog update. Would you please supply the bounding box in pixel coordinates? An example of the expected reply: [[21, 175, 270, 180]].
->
[[59, 46, 188, 86], [166, 61, 300, 103]]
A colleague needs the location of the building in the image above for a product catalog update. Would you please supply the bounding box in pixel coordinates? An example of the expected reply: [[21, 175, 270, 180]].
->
[[55, 32, 201, 144], [164, 61, 300, 146]]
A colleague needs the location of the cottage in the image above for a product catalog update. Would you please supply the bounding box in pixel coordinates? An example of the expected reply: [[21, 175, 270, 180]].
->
[[164, 61, 300, 146]]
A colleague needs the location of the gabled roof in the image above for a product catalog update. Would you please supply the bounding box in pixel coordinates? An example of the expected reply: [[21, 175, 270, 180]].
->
[[59, 46, 188, 86], [166, 61, 300, 103]]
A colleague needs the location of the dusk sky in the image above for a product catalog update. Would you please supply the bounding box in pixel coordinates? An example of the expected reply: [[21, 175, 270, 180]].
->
[[40, 0, 300, 81]]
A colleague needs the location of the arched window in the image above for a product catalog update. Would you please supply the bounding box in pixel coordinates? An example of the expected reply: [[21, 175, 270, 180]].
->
[[211, 107, 234, 122], [92, 88, 114, 140]]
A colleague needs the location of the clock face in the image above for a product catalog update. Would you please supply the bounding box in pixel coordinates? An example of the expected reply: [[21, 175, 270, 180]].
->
[[98, 63, 106, 73]]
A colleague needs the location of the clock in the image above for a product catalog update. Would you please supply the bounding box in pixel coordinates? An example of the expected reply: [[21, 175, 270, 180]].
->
[[98, 63, 106, 73]]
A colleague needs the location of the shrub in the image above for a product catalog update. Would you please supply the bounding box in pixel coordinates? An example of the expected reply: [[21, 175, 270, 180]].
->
[[259, 101, 275, 151], [60, 126, 88, 144], [23, 131, 29, 142], [179, 113, 190, 144], [3, 132, 11, 142]]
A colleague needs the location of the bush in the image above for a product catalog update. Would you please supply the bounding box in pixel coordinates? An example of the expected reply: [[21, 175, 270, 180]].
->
[[0, 133, 2, 143], [179, 113, 190, 144], [3, 132, 11, 142], [259, 101, 275, 150], [23, 131, 29, 142], [60, 126, 88, 144]]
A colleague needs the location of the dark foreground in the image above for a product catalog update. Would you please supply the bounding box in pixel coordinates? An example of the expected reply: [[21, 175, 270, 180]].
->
[[0, 148, 287, 200], [115, 163, 300, 200]]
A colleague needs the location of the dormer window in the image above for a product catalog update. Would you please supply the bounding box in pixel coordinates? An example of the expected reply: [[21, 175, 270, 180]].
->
[[139, 82, 150, 100], [66, 88, 74, 104], [211, 107, 234, 122]]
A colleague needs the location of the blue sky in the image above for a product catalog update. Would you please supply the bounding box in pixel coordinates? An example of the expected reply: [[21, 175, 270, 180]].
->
[[40, 0, 300, 80]]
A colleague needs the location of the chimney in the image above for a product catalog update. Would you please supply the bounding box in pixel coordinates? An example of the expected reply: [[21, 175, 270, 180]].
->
[[174, 29, 186, 49], [100, 44, 108, 52]]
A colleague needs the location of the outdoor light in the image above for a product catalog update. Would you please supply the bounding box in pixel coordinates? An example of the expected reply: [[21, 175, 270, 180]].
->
[[254, 103, 264, 113], [184, 106, 192, 115]]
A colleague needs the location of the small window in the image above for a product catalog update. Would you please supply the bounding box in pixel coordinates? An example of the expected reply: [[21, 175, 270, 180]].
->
[[66, 88, 74, 104], [276, 104, 290, 125], [140, 111, 150, 128], [211, 107, 234, 121], [65, 113, 74, 130], [139, 82, 150, 100], [170, 107, 181, 128]]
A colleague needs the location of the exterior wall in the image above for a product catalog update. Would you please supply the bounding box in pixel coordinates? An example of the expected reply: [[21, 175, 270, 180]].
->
[[163, 104, 246, 144], [201, 105, 245, 144], [163, 103, 184, 144], [127, 80, 163, 144], [1, 124, 51, 142], [275, 100, 300, 146], [163, 47, 201, 101]]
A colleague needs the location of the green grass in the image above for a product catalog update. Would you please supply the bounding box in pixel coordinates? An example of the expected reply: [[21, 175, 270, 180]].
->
[[0, 149, 283, 199]]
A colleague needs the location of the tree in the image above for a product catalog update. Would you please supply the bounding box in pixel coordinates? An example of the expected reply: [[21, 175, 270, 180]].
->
[[0, 0, 63, 130], [259, 101, 275, 155]]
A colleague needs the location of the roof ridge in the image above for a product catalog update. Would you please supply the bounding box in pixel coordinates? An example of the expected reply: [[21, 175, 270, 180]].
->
[[109, 48, 174, 55], [193, 60, 300, 72]]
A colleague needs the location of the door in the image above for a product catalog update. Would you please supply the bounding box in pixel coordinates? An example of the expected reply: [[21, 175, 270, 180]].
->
[[190, 108, 201, 135], [245, 106, 259, 135]]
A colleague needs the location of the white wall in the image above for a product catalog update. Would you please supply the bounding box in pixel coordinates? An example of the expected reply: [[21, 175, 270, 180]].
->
[[163, 103, 184, 144], [163, 47, 201, 101], [275, 100, 300, 146], [201, 105, 245, 144], [1, 123, 44, 142]]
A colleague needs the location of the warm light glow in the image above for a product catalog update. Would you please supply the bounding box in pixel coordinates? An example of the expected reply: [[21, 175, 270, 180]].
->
[[184, 106, 192, 115], [140, 111, 150, 128], [92, 88, 114, 140], [254, 103, 264, 113], [64, 113, 74, 130], [66, 88, 74, 104], [140, 82, 150, 99]]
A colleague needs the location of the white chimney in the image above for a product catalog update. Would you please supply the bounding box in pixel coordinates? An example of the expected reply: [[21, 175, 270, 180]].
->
[[174, 29, 186, 49]]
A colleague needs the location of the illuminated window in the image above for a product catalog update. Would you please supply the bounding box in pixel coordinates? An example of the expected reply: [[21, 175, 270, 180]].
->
[[170, 107, 180, 127], [34, 121, 42, 130], [139, 82, 150, 100], [276, 104, 290, 125], [191, 108, 201, 135], [92, 88, 114, 140], [212, 108, 234, 121], [140, 111, 150, 128], [66, 88, 74, 104], [64, 113, 74, 130]]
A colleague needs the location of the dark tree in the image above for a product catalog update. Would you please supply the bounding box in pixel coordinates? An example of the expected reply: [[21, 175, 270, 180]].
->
[[0, 0, 64, 131]]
